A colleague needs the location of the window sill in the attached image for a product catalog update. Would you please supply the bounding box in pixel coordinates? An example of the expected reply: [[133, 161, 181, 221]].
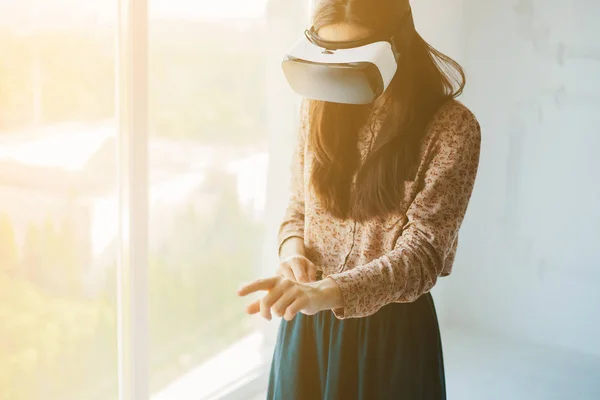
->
[[151, 330, 270, 400]]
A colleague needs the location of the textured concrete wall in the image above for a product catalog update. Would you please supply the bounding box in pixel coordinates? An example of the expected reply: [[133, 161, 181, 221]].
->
[[424, 0, 600, 356]]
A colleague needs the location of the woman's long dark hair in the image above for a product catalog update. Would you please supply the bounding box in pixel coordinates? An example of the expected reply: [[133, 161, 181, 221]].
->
[[308, 0, 465, 220]]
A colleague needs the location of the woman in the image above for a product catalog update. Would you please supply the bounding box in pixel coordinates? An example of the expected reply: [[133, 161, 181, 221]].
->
[[238, 0, 481, 398]]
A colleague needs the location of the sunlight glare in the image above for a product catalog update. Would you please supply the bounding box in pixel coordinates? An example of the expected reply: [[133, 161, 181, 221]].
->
[[150, 0, 269, 20]]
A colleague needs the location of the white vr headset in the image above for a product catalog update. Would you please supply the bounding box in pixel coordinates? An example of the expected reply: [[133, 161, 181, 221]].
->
[[282, 11, 413, 105]]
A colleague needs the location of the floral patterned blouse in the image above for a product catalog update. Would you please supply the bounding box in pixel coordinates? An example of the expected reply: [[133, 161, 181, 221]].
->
[[278, 99, 481, 319]]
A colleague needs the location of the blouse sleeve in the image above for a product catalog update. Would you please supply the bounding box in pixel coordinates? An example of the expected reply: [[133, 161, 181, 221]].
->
[[327, 105, 481, 319], [277, 99, 310, 256]]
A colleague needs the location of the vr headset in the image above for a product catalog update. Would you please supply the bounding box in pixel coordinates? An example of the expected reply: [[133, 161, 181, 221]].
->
[[282, 10, 413, 105]]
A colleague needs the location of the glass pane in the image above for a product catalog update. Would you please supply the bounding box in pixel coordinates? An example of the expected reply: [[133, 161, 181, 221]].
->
[[0, 2, 118, 400], [148, 0, 305, 397]]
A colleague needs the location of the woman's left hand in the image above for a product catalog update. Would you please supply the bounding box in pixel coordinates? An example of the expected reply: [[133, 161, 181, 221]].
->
[[237, 276, 343, 321]]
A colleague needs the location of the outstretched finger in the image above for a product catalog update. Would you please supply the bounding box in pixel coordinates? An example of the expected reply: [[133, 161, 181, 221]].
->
[[271, 290, 296, 318], [237, 277, 279, 296], [283, 298, 306, 321], [260, 286, 283, 320], [245, 299, 261, 315]]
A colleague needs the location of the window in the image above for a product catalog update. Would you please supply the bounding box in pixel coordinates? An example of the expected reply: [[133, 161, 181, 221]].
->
[[147, 0, 308, 398], [1, 0, 309, 399], [0, 1, 119, 399]]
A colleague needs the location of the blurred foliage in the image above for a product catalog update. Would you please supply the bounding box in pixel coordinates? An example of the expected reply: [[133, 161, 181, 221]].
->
[[20, 218, 80, 297], [0, 21, 267, 145], [0, 215, 116, 400], [0, 212, 19, 272], [0, 169, 263, 399], [148, 21, 267, 145], [0, 28, 115, 128]]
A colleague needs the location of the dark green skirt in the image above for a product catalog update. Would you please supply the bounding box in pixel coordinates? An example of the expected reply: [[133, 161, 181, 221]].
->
[[267, 293, 445, 400]]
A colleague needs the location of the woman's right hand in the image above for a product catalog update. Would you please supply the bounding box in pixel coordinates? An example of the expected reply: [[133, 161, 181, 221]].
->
[[277, 255, 318, 283]]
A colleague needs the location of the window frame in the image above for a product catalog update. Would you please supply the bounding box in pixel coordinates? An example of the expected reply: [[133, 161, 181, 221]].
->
[[116, 0, 149, 399]]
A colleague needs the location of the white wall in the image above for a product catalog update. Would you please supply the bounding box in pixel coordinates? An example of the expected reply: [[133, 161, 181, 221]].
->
[[418, 0, 600, 356]]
